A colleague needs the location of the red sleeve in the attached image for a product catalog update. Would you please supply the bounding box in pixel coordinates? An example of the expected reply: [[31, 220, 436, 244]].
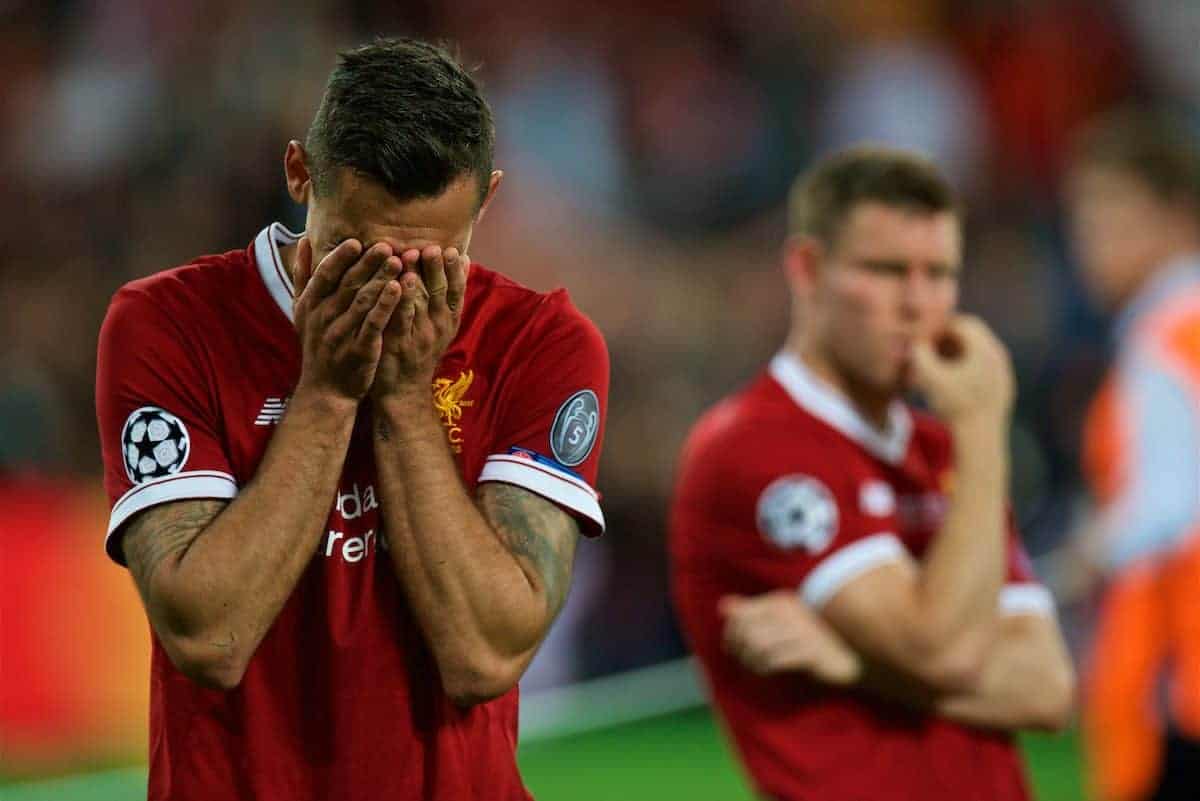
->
[[671, 410, 909, 617], [669, 407, 910, 767], [95, 284, 237, 565], [998, 517, 1056, 617], [476, 292, 609, 535]]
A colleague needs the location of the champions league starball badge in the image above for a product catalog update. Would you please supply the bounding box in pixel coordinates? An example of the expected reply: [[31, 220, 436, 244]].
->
[[549, 389, 600, 467], [121, 406, 190, 483], [756, 475, 839, 554]]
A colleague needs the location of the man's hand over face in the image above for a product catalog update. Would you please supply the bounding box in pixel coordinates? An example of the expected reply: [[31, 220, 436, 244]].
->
[[292, 237, 403, 405], [909, 314, 1015, 425], [372, 244, 469, 400]]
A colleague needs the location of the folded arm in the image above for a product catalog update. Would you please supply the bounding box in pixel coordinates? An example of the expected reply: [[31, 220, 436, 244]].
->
[[722, 589, 1074, 731]]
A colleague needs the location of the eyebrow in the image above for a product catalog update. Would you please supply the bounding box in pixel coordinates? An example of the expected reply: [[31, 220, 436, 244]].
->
[[857, 259, 961, 275], [858, 259, 909, 272]]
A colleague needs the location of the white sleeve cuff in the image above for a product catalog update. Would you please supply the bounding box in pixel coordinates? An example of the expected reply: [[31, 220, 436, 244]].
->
[[998, 583, 1056, 617], [106, 470, 238, 564], [478, 454, 604, 535], [801, 533, 908, 608]]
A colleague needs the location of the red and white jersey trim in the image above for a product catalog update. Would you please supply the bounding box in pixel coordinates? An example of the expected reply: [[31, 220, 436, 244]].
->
[[106, 470, 239, 557], [798, 535, 1058, 617], [998, 583, 1056, 617], [254, 223, 301, 322], [769, 351, 912, 465], [801, 532, 909, 607], [478, 453, 604, 533]]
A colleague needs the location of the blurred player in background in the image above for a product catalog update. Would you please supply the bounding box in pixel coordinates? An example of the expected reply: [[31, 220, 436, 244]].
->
[[1065, 109, 1200, 801], [670, 148, 1074, 801], [95, 38, 608, 801]]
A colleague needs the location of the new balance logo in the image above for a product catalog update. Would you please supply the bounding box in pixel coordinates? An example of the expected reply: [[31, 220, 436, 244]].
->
[[255, 397, 288, 426]]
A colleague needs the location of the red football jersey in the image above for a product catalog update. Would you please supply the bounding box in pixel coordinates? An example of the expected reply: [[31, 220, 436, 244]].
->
[[671, 352, 1054, 801], [96, 224, 609, 801]]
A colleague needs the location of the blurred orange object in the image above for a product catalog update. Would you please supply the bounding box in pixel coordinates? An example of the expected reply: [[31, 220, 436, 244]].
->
[[0, 475, 149, 776], [1082, 351, 1200, 801]]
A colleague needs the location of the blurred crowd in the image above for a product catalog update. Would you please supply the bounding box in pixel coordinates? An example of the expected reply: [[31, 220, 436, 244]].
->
[[3, 0, 1199, 688]]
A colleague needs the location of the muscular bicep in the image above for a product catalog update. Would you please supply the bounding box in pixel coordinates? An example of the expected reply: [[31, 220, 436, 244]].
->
[[477, 482, 580, 620], [121, 499, 226, 610], [820, 556, 983, 691]]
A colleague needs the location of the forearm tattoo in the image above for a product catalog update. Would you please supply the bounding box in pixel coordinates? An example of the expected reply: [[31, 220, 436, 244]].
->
[[121, 500, 226, 595], [480, 483, 579, 617]]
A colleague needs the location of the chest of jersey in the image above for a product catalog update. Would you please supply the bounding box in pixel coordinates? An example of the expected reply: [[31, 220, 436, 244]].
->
[[876, 457, 950, 558], [214, 344, 498, 572], [820, 427, 951, 559]]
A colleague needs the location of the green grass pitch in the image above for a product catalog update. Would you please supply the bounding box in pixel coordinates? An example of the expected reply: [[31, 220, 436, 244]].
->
[[1, 707, 1083, 800]]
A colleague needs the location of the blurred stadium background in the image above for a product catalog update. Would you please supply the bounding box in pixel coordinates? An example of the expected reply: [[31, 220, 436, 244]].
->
[[2, 0, 1195, 797]]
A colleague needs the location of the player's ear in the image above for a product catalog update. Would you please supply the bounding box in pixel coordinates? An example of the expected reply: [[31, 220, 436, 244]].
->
[[475, 170, 503, 222], [782, 234, 822, 296], [284, 141, 313, 205]]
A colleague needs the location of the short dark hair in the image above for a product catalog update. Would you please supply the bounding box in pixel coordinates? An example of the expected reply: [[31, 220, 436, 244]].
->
[[1069, 107, 1200, 210], [305, 37, 495, 207], [788, 146, 959, 245]]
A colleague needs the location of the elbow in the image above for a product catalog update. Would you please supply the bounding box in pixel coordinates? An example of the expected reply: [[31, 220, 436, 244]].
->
[[145, 580, 249, 690], [161, 632, 249, 691], [910, 632, 989, 693], [1026, 663, 1077, 732], [441, 656, 523, 708]]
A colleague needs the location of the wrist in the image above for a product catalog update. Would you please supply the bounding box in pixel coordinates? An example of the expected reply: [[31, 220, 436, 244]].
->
[[370, 370, 434, 404], [372, 390, 440, 445], [949, 414, 1010, 485], [373, 385, 433, 416], [290, 382, 361, 419], [948, 410, 1007, 447]]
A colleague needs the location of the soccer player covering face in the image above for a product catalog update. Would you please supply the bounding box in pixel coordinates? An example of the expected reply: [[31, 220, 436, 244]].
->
[[670, 148, 1075, 801], [95, 39, 608, 801]]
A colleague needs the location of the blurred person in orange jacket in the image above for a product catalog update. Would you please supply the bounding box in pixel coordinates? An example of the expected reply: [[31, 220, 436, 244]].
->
[[1065, 108, 1200, 801]]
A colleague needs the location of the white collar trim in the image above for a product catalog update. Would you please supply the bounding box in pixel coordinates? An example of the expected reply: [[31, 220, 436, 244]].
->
[[253, 223, 303, 322], [768, 351, 912, 464]]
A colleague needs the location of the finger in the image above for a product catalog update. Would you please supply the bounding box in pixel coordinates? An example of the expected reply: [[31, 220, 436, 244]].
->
[[397, 271, 420, 335], [332, 243, 394, 314], [742, 636, 792, 675], [727, 595, 781, 624], [357, 279, 403, 346], [302, 239, 363, 303], [758, 638, 813, 676], [421, 245, 447, 302], [334, 255, 402, 332], [403, 271, 430, 323], [444, 248, 467, 314], [400, 247, 422, 277]]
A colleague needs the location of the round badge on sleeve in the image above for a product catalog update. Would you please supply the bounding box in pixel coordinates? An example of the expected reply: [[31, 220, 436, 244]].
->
[[121, 406, 190, 484], [549, 389, 600, 467], [756, 475, 839, 554]]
